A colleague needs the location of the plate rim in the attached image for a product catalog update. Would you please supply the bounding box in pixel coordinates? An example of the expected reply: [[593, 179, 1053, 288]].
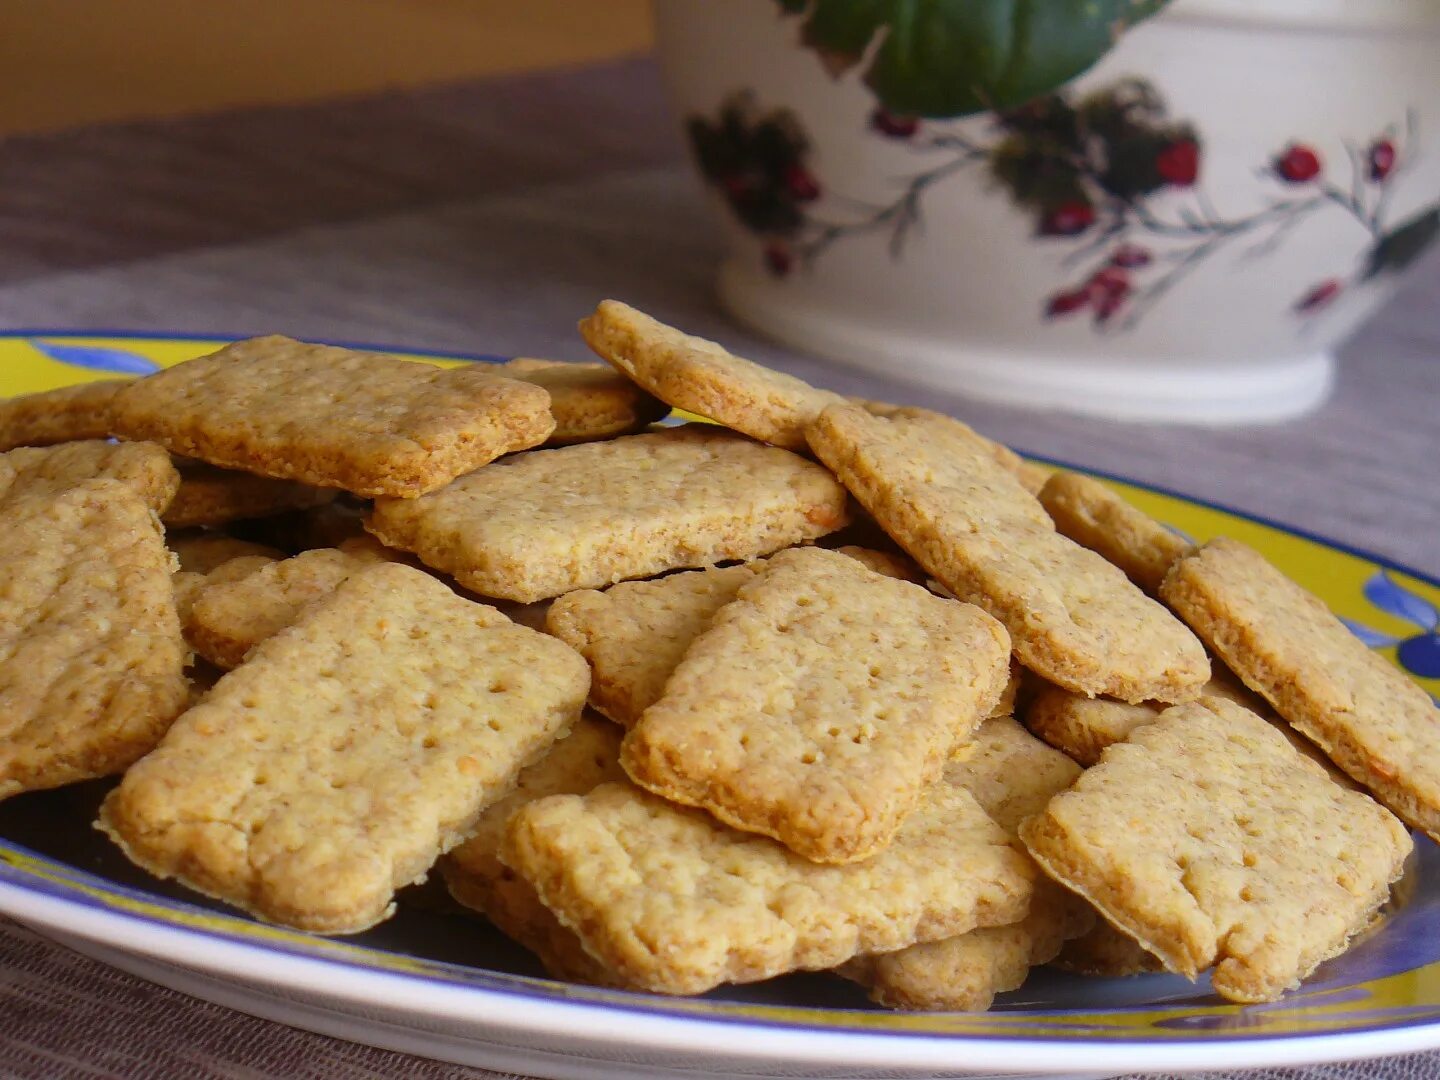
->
[[1, 330, 1438, 1075]]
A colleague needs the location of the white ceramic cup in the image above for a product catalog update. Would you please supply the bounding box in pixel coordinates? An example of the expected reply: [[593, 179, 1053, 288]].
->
[[653, 0, 1440, 422]]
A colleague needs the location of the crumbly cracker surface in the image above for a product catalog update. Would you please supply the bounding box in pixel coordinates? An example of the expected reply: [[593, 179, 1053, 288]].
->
[[108, 335, 554, 498], [186, 540, 399, 669], [99, 563, 589, 934], [807, 405, 1208, 703], [623, 547, 1011, 863], [497, 357, 668, 444], [443, 713, 627, 985], [0, 480, 188, 799], [501, 780, 1034, 995], [0, 380, 124, 451], [0, 440, 179, 515], [367, 426, 849, 602], [1039, 472, 1192, 594], [1019, 697, 1411, 1002], [163, 463, 338, 528], [1161, 537, 1440, 842], [173, 554, 277, 625], [169, 534, 286, 574], [579, 300, 844, 450]]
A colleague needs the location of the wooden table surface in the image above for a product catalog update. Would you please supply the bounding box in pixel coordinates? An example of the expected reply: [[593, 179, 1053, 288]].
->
[[0, 51, 1437, 1080]]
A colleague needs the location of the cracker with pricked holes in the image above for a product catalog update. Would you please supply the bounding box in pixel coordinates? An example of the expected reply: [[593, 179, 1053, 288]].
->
[[0, 380, 125, 451], [1019, 696, 1411, 1003], [500, 779, 1035, 995], [621, 547, 1011, 863], [163, 462, 338, 528], [0, 440, 179, 514], [442, 713, 628, 985], [1039, 472, 1192, 594], [546, 547, 917, 729], [0, 480, 188, 800], [837, 717, 1091, 1010], [807, 404, 1209, 703], [367, 426, 849, 603], [108, 335, 554, 498], [99, 563, 590, 934], [497, 357, 669, 444], [186, 537, 402, 669], [579, 300, 845, 450], [1161, 537, 1440, 842]]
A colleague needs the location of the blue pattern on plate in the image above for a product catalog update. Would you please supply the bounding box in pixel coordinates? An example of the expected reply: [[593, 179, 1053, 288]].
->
[[27, 339, 161, 375], [1344, 571, 1440, 679]]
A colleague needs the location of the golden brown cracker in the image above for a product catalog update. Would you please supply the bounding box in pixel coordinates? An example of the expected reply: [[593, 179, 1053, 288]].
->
[[497, 357, 668, 444], [0, 380, 124, 451], [99, 563, 590, 934], [109, 335, 554, 498], [1039, 472, 1192, 594], [0, 440, 179, 515], [367, 426, 850, 603], [163, 463, 338, 528]]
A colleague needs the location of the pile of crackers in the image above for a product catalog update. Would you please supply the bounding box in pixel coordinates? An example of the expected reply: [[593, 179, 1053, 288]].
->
[[0, 302, 1434, 1011]]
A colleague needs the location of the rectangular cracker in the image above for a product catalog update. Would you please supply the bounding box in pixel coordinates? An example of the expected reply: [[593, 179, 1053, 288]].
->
[[109, 335, 555, 498], [367, 426, 850, 603], [497, 357, 668, 444], [185, 537, 403, 669], [500, 779, 1035, 995], [1019, 697, 1411, 1002], [0, 380, 124, 451], [99, 563, 590, 933], [1039, 472, 1192, 594], [837, 718, 1090, 1010], [579, 300, 845, 450], [1161, 537, 1440, 843], [163, 462, 338, 528], [807, 404, 1209, 703], [622, 547, 1012, 863], [545, 547, 922, 729], [1, 440, 180, 514], [442, 713, 628, 985], [0, 480, 189, 800]]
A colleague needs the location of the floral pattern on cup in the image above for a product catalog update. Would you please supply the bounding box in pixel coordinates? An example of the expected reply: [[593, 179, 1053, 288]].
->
[[685, 81, 1438, 332]]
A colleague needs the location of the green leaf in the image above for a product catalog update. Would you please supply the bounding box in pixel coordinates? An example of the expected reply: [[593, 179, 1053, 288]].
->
[[777, 0, 1174, 118], [1363, 206, 1440, 280]]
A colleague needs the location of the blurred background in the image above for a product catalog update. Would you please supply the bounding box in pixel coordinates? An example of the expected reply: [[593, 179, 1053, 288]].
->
[[0, 1, 652, 134]]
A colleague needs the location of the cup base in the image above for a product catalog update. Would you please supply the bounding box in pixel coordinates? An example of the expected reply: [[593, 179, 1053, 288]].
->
[[719, 263, 1335, 426]]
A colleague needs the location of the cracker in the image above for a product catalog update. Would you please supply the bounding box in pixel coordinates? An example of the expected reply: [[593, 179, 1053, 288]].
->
[[442, 713, 628, 985], [1019, 697, 1411, 1002], [546, 547, 916, 729], [1161, 537, 1440, 842], [579, 300, 845, 450], [837, 718, 1090, 1010], [831, 545, 925, 584], [856, 401, 1046, 494], [0, 480, 188, 800], [0, 440, 180, 515], [186, 538, 401, 669], [108, 335, 554, 498], [163, 463, 338, 528], [1052, 920, 1164, 977], [621, 547, 1011, 863], [173, 554, 277, 625], [500, 779, 1035, 995], [0, 380, 124, 451], [497, 357, 668, 444], [1039, 472, 1192, 594], [99, 563, 590, 934], [367, 426, 850, 603], [169, 534, 286, 574], [807, 405, 1209, 703]]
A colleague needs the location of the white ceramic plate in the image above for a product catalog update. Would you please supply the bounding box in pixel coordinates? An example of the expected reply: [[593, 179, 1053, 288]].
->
[[3, 333, 1440, 1080]]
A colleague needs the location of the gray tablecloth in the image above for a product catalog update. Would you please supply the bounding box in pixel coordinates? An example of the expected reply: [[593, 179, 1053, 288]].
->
[[0, 56, 1436, 1080]]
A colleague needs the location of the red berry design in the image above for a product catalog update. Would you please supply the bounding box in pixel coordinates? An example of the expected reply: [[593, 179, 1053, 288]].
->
[[1094, 288, 1130, 325], [1275, 144, 1322, 183], [1294, 278, 1343, 313], [1109, 244, 1152, 269], [1369, 139, 1397, 181], [870, 108, 919, 139], [1045, 290, 1089, 318], [1155, 138, 1200, 186], [783, 163, 822, 202], [764, 242, 794, 277], [1040, 200, 1096, 237]]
